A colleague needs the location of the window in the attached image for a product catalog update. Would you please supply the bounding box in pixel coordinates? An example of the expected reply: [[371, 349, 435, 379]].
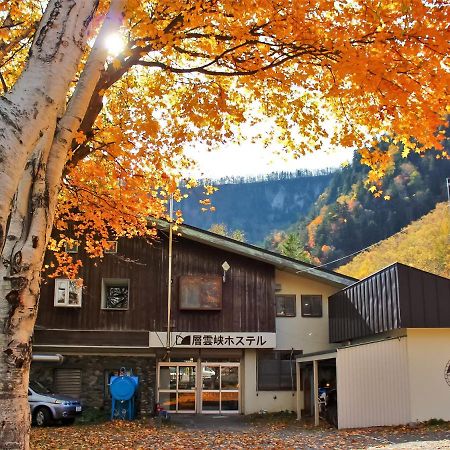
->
[[257, 351, 300, 391], [275, 294, 296, 317], [64, 242, 79, 253], [54, 369, 82, 397], [105, 240, 118, 254], [179, 275, 222, 310], [54, 279, 82, 307], [301, 295, 322, 317], [102, 278, 129, 310]]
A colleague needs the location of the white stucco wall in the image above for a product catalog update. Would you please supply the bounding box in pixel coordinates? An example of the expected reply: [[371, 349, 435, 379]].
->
[[243, 271, 341, 414], [407, 328, 450, 422], [275, 270, 339, 353], [243, 349, 297, 414]]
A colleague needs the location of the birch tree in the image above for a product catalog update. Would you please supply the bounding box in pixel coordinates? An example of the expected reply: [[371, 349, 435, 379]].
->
[[0, 0, 449, 448]]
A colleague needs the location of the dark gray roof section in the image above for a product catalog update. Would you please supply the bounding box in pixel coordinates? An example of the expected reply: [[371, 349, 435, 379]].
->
[[329, 263, 450, 343], [158, 221, 357, 287]]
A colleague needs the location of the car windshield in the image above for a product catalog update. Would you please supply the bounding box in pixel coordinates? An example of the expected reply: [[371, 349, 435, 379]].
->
[[29, 380, 51, 395]]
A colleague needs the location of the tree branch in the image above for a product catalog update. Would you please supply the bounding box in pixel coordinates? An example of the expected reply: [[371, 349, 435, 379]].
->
[[0, 72, 7, 93]]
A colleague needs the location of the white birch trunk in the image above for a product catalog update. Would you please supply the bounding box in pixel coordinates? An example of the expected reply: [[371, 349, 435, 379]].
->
[[0, 130, 56, 450], [0, 0, 99, 253], [0, 1, 125, 448]]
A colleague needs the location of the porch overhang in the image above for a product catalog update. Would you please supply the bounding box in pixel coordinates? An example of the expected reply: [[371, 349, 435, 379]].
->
[[296, 349, 337, 425]]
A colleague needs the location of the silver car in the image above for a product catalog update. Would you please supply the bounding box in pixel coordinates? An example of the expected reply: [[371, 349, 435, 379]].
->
[[28, 381, 82, 426]]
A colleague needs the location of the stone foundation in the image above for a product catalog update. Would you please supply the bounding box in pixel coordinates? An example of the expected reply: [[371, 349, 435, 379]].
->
[[31, 354, 156, 416]]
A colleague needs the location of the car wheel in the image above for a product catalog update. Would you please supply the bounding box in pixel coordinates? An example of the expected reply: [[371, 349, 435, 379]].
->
[[61, 418, 75, 425], [34, 407, 52, 427]]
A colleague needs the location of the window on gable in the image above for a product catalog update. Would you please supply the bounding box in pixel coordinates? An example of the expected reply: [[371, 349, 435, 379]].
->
[[64, 242, 79, 253], [301, 295, 322, 317], [104, 240, 118, 254], [54, 279, 82, 307], [179, 275, 222, 310], [102, 278, 129, 310], [275, 294, 296, 317]]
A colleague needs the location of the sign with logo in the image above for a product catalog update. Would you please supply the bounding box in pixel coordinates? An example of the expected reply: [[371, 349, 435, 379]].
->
[[149, 332, 276, 349]]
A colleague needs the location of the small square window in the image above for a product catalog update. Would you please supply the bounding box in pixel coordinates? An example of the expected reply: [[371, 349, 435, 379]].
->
[[54, 279, 82, 307], [301, 295, 322, 317], [64, 242, 79, 253], [104, 241, 118, 254], [276, 295, 296, 317], [102, 278, 129, 310]]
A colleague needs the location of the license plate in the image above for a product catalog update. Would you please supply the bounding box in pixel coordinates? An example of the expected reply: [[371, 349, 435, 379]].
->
[[76, 406, 82, 412]]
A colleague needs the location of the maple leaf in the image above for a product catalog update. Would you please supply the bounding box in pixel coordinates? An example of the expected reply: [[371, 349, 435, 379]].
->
[[74, 131, 87, 145], [402, 148, 411, 158]]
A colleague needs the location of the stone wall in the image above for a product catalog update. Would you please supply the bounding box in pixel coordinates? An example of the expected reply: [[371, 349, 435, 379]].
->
[[31, 354, 156, 417]]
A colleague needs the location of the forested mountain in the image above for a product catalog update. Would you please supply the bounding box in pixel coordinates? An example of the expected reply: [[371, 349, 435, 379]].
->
[[179, 170, 333, 243], [337, 203, 449, 279], [267, 149, 450, 267]]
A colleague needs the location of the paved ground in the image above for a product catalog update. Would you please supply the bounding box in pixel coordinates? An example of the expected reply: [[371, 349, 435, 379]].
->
[[170, 413, 254, 431], [171, 414, 450, 447], [30, 414, 450, 449]]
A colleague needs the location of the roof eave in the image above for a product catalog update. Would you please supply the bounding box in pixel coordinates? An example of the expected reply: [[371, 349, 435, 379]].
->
[[158, 221, 355, 287]]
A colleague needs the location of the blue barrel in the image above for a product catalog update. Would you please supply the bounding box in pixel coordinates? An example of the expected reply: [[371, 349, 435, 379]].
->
[[110, 375, 139, 420], [110, 376, 138, 401]]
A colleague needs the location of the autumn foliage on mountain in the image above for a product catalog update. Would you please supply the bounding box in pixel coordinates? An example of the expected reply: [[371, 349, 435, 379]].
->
[[267, 147, 450, 266], [337, 202, 450, 279]]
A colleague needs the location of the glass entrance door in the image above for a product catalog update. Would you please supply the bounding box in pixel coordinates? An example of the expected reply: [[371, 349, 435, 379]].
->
[[158, 363, 196, 413], [201, 363, 239, 414]]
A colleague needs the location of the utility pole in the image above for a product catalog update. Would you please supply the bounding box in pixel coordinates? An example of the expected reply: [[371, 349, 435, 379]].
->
[[166, 195, 174, 358], [447, 178, 449, 253]]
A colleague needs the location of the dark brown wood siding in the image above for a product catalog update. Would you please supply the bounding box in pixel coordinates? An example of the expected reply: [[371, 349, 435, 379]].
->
[[34, 330, 149, 347], [36, 233, 275, 334], [171, 237, 274, 332], [329, 263, 450, 343]]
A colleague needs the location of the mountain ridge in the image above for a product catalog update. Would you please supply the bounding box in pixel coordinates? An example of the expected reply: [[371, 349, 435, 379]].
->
[[179, 172, 333, 243]]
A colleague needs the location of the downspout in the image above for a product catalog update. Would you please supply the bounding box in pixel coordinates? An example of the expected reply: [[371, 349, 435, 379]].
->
[[166, 195, 174, 359]]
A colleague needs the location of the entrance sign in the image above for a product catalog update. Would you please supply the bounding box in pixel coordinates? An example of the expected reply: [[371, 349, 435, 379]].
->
[[149, 332, 276, 348]]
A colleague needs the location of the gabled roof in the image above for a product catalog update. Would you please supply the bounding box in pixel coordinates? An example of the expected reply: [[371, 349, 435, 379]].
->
[[158, 221, 357, 287]]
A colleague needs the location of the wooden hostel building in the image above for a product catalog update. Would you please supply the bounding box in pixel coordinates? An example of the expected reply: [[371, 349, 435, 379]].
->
[[31, 223, 355, 416]]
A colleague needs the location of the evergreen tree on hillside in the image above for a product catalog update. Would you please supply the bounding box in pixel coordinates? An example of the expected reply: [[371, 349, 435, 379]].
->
[[279, 233, 312, 263]]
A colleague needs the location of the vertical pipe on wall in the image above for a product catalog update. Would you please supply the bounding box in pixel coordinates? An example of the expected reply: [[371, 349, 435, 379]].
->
[[296, 361, 302, 420], [313, 360, 319, 426]]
